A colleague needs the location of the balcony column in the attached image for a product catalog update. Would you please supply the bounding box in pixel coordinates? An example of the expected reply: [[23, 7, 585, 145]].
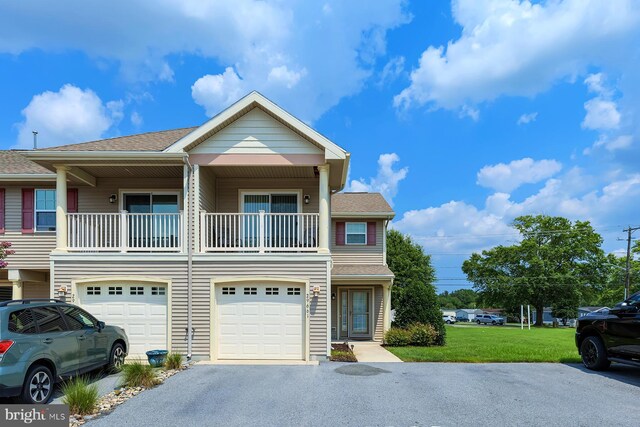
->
[[12, 280, 23, 300], [318, 164, 330, 253], [54, 165, 69, 252]]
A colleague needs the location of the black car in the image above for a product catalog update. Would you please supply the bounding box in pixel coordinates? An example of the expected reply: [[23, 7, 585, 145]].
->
[[576, 291, 640, 370]]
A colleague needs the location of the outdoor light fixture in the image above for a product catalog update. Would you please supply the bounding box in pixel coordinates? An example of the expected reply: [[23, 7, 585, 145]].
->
[[304, 194, 310, 204], [58, 286, 67, 297], [312, 286, 321, 297], [109, 194, 117, 204], [331, 292, 336, 300]]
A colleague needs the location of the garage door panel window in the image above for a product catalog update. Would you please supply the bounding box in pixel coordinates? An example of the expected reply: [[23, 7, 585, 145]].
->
[[130, 286, 144, 295], [151, 286, 166, 296], [31, 307, 67, 333], [87, 286, 101, 295], [265, 287, 279, 295], [222, 287, 236, 295], [287, 287, 301, 296], [244, 287, 257, 295], [108, 286, 123, 295]]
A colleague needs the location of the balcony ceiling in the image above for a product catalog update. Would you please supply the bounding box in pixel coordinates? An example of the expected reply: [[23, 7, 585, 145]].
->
[[209, 165, 316, 179], [73, 165, 184, 179]]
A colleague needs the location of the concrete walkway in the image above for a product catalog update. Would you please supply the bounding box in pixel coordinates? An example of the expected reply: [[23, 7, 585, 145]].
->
[[350, 341, 403, 362]]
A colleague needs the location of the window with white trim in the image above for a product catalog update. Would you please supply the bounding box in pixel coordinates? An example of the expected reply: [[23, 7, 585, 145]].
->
[[346, 222, 367, 245], [35, 189, 56, 231]]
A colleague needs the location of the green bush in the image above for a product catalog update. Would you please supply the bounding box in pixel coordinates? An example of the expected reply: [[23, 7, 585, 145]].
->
[[408, 323, 438, 346], [61, 377, 99, 415], [164, 353, 183, 370], [120, 361, 158, 388], [393, 282, 446, 345], [384, 327, 412, 346]]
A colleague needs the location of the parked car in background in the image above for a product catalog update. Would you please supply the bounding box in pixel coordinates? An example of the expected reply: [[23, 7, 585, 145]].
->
[[576, 291, 640, 370], [443, 315, 456, 324], [0, 299, 129, 403], [476, 314, 505, 325]]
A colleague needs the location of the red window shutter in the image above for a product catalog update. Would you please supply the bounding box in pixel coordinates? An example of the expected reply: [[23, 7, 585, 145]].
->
[[335, 222, 345, 245], [22, 188, 34, 234], [0, 188, 5, 233], [67, 188, 78, 213], [367, 222, 377, 246]]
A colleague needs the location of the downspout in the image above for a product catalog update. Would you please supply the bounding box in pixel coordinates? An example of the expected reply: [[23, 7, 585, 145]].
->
[[184, 156, 194, 360]]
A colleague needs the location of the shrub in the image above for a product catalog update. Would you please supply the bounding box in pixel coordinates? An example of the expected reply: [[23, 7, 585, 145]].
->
[[408, 323, 438, 346], [393, 282, 446, 345], [120, 361, 158, 388], [164, 353, 183, 370], [384, 327, 412, 346], [61, 377, 99, 415]]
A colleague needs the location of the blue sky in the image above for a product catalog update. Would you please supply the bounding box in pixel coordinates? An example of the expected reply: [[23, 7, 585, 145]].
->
[[1, 1, 639, 292]]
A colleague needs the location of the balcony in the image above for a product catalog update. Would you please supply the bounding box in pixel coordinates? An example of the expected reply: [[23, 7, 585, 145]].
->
[[200, 212, 319, 252], [65, 211, 319, 253], [67, 212, 183, 252]]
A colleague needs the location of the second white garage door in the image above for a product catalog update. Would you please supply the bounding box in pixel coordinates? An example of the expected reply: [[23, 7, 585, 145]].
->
[[79, 283, 168, 357], [216, 284, 305, 360]]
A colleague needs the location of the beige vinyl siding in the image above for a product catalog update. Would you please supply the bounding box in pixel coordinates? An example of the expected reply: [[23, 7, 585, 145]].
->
[[199, 167, 216, 212], [215, 178, 319, 213], [2, 185, 56, 270], [189, 108, 323, 155], [331, 219, 384, 265], [374, 285, 383, 341], [52, 256, 329, 358]]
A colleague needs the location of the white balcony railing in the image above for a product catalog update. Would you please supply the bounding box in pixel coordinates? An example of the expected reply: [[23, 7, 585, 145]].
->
[[67, 212, 183, 252], [201, 211, 319, 252]]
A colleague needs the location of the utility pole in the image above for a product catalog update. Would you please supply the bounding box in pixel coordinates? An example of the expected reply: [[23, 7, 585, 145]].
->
[[623, 226, 640, 300]]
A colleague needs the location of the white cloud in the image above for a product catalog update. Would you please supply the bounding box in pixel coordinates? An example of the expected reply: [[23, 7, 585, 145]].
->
[[0, 1, 410, 122], [476, 158, 562, 192], [130, 111, 143, 127], [15, 84, 116, 149], [394, 0, 640, 114], [394, 168, 640, 256], [584, 134, 633, 155], [517, 112, 538, 125], [347, 153, 408, 205], [378, 56, 405, 86], [191, 67, 247, 116], [582, 98, 620, 130]]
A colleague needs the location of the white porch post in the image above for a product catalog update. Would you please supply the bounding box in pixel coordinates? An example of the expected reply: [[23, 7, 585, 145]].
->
[[318, 164, 330, 253], [383, 283, 392, 332], [12, 280, 23, 300], [55, 166, 69, 251]]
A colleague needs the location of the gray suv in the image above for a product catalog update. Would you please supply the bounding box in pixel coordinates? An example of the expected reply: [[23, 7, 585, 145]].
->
[[0, 299, 128, 403], [476, 314, 505, 325]]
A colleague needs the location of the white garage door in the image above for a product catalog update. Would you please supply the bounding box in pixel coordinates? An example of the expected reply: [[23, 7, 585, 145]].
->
[[80, 283, 168, 357], [216, 284, 305, 360]]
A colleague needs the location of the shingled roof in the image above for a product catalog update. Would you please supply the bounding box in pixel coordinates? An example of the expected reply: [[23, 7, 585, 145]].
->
[[40, 127, 197, 152], [332, 264, 394, 278], [331, 192, 394, 217], [0, 151, 53, 175]]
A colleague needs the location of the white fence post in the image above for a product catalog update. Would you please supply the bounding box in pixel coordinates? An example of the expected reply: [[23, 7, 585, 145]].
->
[[120, 210, 128, 253], [258, 210, 265, 253]]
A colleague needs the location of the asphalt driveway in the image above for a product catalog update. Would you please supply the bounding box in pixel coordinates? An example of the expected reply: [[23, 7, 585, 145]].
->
[[87, 362, 640, 427]]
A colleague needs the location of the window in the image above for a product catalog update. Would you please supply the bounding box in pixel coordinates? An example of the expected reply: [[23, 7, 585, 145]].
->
[[346, 222, 367, 244], [8, 309, 37, 334], [35, 189, 56, 231], [244, 287, 257, 295], [60, 306, 95, 330], [266, 287, 279, 295], [108, 286, 123, 295], [87, 286, 101, 295], [287, 287, 301, 296], [130, 286, 144, 295], [31, 306, 67, 333], [151, 286, 166, 296], [222, 287, 235, 295]]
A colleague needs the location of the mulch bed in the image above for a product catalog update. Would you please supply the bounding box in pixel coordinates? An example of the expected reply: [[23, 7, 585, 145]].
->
[[330, 343, 358, 362]]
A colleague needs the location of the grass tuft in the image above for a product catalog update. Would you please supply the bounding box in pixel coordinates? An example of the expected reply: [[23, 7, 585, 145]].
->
[[164, 353, 183, 370], [61, 376, 99, 415], [330, 343, 357, 362], [120, 360, 159, 388], [387, 324, 582, 363]]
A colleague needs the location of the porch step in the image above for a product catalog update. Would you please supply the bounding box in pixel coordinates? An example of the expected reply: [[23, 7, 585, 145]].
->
[[349, 342, 403, 363]]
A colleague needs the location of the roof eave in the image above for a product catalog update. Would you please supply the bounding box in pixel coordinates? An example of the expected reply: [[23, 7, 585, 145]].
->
[[331, 212, 395, 219], [21, 151, 188, 161], [0, 173, 55, 181]]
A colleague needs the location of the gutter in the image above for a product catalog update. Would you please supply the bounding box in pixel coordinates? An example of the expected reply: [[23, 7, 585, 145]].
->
[[184, 156, 194, 361]]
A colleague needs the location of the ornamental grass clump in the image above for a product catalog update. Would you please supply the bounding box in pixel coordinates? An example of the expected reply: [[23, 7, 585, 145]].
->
[[164, 353, 183, 370], [120, 361, 159, 389], [61, 376, 99, 415]]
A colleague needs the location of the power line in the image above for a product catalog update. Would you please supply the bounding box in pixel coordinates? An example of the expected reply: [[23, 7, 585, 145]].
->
[[417, 224, 630, 240]]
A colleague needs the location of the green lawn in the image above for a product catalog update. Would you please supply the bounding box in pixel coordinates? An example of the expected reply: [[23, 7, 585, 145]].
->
[[387, 325, 581, 363]]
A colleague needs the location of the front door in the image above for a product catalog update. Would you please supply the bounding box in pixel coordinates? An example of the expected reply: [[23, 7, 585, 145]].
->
[[349, 290, 371, 338]]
